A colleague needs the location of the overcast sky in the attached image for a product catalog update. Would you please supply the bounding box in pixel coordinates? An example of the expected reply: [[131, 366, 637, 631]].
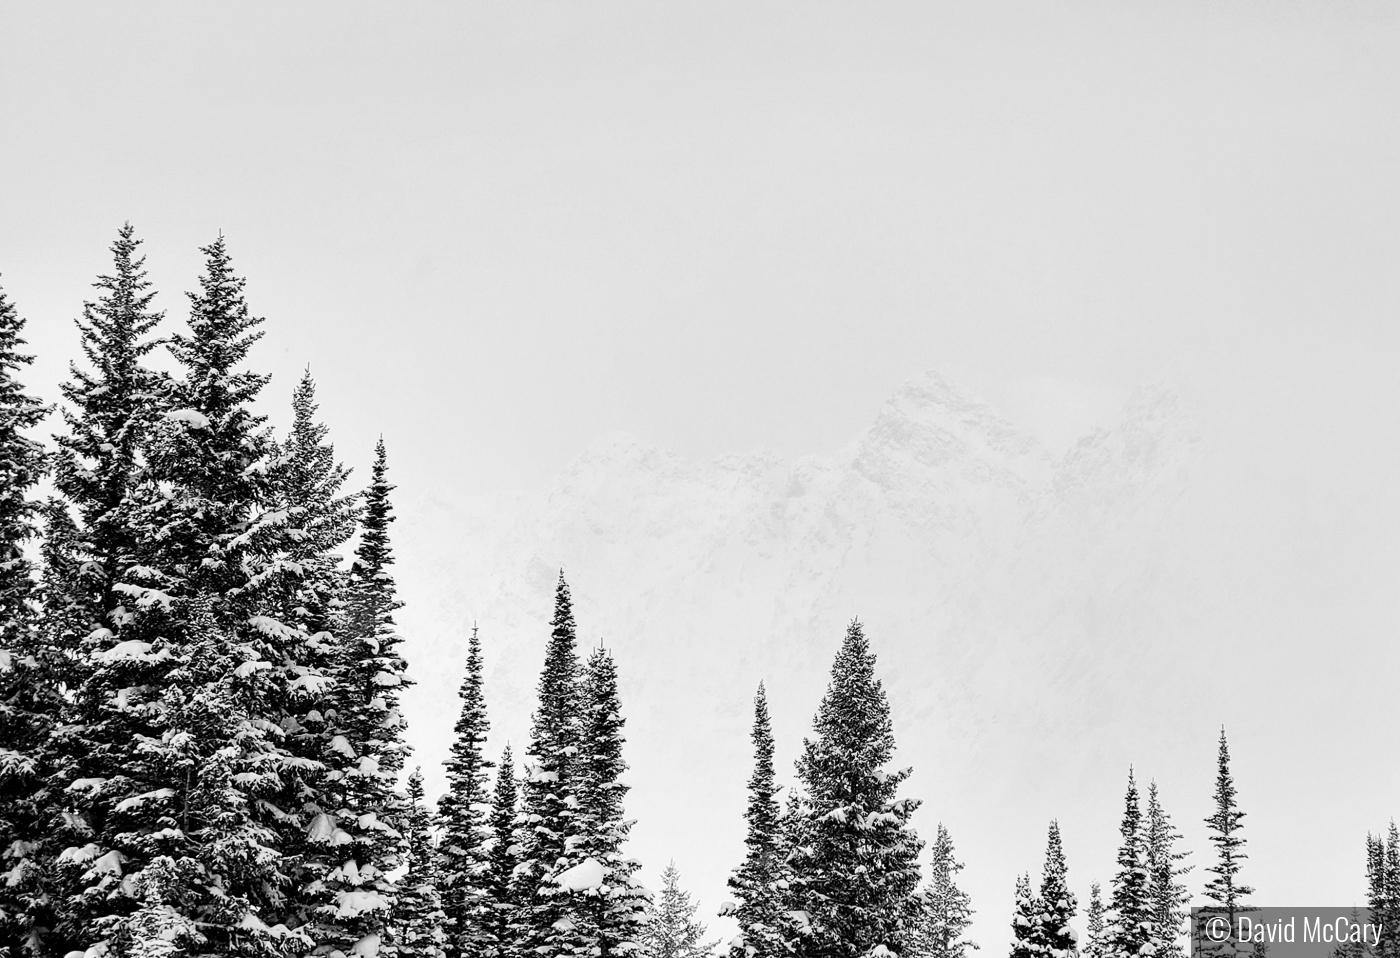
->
[[4, 1, 1396, 492], [3, 0, 1399, 932]]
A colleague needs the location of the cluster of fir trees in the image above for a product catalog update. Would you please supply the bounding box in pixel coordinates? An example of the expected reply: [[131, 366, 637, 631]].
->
[[0, 226, 419, 958], [1010, 732, 1251, 958], [416, 576, 653, 958], [721, 619, 976, 958]]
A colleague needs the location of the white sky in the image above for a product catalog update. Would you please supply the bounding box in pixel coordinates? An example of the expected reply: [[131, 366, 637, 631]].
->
[[2, 0, 1398, 938]]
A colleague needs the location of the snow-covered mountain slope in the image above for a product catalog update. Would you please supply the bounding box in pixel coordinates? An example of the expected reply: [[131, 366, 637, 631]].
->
[[388, 368, 1375, 948]]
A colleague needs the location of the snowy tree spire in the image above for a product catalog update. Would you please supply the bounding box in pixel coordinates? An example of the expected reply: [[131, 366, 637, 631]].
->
[[788, 619, 925, 958], [1082, 884, 1106, 958], [1203, 731, 1252, 921], [726, 683, 786, 958], [482, 744, 519, 956], [438, 624, 494, 958], [1011, 874, 1038, 958], [1030, 821, 1077, 958], [642, 862, 717, 958], [514, 571, 585, 957], [571, 646, 649, 956], [52, 222, 166, 630], [1104, 770, 1159, 958], [1145, 783, 1191, 958], [915, 823, 977, 958], [397, 768, 447, 958]]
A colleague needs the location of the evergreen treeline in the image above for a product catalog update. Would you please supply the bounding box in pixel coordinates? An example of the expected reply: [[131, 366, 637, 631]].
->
[[0, 227, 1388, 958]]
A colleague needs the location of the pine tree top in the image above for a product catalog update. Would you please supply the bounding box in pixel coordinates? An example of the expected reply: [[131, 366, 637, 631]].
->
[[1204, 729, 1254, 910]]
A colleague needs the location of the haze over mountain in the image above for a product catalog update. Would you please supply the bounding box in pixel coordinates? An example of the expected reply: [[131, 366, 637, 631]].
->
[[391, 368, 1394, 948]]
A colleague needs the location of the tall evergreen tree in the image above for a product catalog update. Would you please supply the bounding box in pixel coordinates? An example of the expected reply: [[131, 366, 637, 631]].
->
[[725, 684, 786, 958], [397, 769, 447, 958], [570, 646, 649, 956], [51, 235, 314, 958], [913, 824, 976, 958], [1203, 731, 1252, 927], [0, 280, 53, 958], [786, 619, 925, 958], [1010, 875, 1037, 958], [437, 624, 494, 958], [41, 227, 171, 956], [513, 573, 584, 957], [1144, 784, 1191, 958], [1030, 822, 1077, 958], [254, 371, 360, 940], [482, 746, 519, 958], [641, 862, 715, 958], [51, 223, 167, 631], [1082, 885, 1105, 958], [304, 439, 413, 955], [1104, 771, 1158, 958]]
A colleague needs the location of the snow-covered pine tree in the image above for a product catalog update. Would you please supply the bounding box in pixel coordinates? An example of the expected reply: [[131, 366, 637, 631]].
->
[[1103, 771, 1158, 958], [1082, 885, 1105, 958], [1366, 824, 1400, 958], [50, 223, 167, 632], [42, 226, 171, 954], [77, 234, 318, 958], [308, 439, 414, 955], [0, 279, 53, 958], [481, 746, 519, 957], [1202, 729, 1253, 958], [397, 769, 446, 958], [45, 234, 306, 958], [912, 823, 976, 958], [569, 646, 649, 956], [1010, 875, 1037, 958], [513, 572, 584, 957], [725, 684, 787, 958], [1030, 822, 1076, 958], [641, 862, 716, 958], [1144, 784, 1190, 958], [437, 624, 494, 958], [786, 619, 924, 958], [258, 369, 362, 940]]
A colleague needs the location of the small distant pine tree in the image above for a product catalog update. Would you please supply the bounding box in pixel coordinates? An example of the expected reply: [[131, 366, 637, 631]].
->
[[398, 768, 447, 958], [786, 619, 925, 958], [1367, 824, 1400, 958], [913, 823, 976, 958], [1203, 731, 1252, 921], [1083, 884, 1106, 958], [437, 624, 494, 958], [1330, 908, 1368, 958], [1104, 771, 1159, 958], [481, 745, 519, 957], [1202, 729, 1253, 958], [1010, 875, 1038, 958], [642, 862, 716, 958], [1145, 783, 1191, 958], [1030, 822, 1077, 958], [513, 573, 585, 957], [725, 683, 786, 958]]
